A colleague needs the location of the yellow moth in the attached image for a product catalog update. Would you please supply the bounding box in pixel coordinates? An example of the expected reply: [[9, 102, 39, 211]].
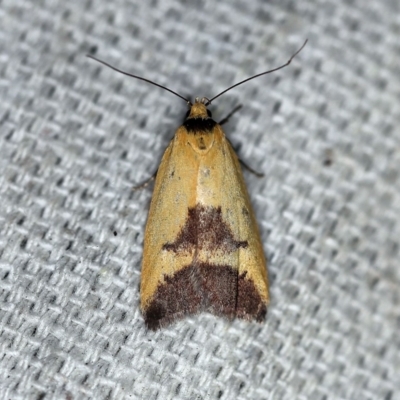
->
[[87, 40, 306, 330]]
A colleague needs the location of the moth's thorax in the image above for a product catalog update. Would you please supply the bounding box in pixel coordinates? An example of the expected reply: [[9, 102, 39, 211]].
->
[[181, 101, 219, 154], [187, 131, 215, 154]]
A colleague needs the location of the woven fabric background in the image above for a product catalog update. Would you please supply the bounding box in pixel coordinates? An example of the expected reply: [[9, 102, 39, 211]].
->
[[1, 0, 399, 399]]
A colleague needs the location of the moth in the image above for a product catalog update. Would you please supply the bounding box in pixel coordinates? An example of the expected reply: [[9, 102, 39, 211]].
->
[[87, 40, 306, 330]]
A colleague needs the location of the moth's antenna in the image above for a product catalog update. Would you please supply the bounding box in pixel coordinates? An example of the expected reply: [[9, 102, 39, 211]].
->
[[206, 39, 308, 105], [86, 55, 191, 104]]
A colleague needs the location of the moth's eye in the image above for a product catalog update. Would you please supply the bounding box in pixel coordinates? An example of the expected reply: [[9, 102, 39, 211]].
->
[[207, 109, 212, 118]]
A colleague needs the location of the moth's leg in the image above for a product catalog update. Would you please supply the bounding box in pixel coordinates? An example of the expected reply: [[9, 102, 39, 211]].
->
[[219, 104, 243, 125], [239, 159, 264, 178], [133, 170, 158, 191]]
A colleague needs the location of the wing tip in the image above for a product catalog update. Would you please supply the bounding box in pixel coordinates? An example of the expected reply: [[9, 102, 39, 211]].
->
[[142, 262, 268, 330]]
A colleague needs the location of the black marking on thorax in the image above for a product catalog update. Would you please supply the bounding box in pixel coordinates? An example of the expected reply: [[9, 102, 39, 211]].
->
[[183, 118, 217, 134]]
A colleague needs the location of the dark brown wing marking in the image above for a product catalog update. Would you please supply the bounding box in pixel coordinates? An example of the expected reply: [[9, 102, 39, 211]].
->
[[163, 204, 248, 253], [143, 262, 267, 330]]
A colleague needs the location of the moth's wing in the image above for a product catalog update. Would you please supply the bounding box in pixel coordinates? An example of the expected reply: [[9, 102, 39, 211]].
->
[[140, 128, 202, 329], [140, 125, 269, 329], [196, 128, 270, 321]]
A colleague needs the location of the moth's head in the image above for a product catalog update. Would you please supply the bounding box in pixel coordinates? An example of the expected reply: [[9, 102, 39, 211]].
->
[[185, 97, 212, 120]]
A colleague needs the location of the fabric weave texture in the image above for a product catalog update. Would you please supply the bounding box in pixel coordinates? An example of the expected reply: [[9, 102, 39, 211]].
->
[[0, 1, 399, 399]]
